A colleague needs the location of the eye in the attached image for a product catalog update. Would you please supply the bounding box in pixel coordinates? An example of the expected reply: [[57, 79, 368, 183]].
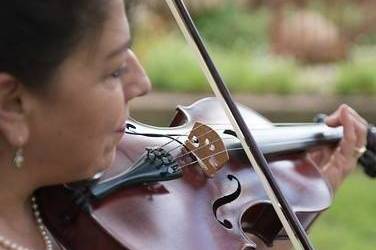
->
[[110, 65, 128, 79]]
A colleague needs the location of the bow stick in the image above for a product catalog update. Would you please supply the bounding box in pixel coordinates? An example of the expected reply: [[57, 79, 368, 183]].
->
[[164, 0, 315, 249]]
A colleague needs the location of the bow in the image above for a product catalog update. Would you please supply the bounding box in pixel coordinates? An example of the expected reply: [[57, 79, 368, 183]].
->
[[164, 0, 315, 249]]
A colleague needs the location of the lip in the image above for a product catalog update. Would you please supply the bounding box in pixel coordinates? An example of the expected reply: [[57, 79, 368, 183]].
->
[[115, 109, 129, 134], [115, 123, 127, 134]]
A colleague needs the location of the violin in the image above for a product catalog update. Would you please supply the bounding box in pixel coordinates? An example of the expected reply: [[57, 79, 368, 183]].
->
[[37, 0, 376, 249], [36, 97, 376, 250]]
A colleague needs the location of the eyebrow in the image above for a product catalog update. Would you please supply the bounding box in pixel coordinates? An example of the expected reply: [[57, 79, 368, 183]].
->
[[106, 39, 132, 60]]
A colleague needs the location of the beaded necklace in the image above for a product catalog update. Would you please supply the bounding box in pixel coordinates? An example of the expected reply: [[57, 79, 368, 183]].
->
[[0, 196, 53, 250]]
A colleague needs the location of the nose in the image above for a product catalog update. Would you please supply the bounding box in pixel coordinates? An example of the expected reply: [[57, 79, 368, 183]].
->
[[123, 50, 152, 101]]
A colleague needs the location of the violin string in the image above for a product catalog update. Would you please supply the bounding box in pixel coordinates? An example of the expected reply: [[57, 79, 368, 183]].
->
[[125, 122, 233, 153], [165, 122, 331, 163], [175, 147, 246, 171], [169, 136, 236, 164], [273, 123, 317, 126], [168, 120, 354, 170], [158, 122, 273, 157], [165, 125, 220, 154], [124, 123, 237, 167], [124, 121, 328, 148], [161, 122, 244, 163], [158, 134, 183, 150], [124, 126, 244, 171], [125, 122, 336, 172], [156, 122, 224, 152]]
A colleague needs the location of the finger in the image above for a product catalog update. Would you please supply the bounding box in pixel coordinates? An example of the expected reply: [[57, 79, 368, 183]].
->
[[325, 104, 348, 127], [347, 106, 368, 128], [338, 106, 357, 157], [335, 146, 358, 178], [323, 147, 357, 190], [352, 116, 368, 148], [344, 106, 368, 148], [325, 104, 368, 129]]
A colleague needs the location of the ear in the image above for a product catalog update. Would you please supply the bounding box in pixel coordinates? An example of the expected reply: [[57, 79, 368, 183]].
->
[[0, 73, 29, 147]]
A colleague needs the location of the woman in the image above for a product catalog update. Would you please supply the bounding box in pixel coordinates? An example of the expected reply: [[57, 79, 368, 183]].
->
[[0, 0, 368, 250], [0, 1, 150, 249]]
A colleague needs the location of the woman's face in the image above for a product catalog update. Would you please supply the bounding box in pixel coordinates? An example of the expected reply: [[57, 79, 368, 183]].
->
[[26, 0, 151, 184]]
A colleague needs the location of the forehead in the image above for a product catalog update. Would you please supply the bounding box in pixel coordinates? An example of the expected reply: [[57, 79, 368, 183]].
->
[[95, 0, 130, 60], [47, 0, 129, 92], [69, 0, 129, 65]]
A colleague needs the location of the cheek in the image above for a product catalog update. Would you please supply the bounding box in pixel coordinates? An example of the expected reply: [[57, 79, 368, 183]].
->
[[74, 91, 126, 171], [29, 86, 126, 182]]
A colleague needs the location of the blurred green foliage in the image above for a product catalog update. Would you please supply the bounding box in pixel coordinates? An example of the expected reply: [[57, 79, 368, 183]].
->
[[138, 34, 376, 95], [134, 2, 376, 95], [335, 57, 376, 95], [138, 35, 298, 94], [139, 35, 208, 92], [311, 170, 376, 250], [194, 4, 269, 50]]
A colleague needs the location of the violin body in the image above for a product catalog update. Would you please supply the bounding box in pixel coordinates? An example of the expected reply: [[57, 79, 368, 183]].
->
[[37, 98, 334, 250]]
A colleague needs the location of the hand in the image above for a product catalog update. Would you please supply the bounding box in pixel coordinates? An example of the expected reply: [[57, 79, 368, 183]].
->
[[322, 104, 368, 191]]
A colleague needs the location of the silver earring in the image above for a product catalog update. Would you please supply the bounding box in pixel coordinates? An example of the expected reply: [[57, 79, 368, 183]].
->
[[12, 148, 24, 169]]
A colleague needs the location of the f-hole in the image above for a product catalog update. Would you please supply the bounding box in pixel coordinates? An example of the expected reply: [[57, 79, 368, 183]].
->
[[212, 175, 241, 229], [241, 202, 282, 247]]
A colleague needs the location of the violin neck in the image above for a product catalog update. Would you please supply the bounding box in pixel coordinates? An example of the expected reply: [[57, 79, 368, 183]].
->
[[227, 124, 343, 155]]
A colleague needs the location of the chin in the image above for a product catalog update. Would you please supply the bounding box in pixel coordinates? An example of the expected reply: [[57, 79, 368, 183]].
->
[[96, 148, 117, 173], [75, 165, 108, 183], [75, 145, 117, 181]]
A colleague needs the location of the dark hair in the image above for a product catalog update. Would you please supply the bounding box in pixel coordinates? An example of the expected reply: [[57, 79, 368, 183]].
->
[[0, 0, 108, 91]]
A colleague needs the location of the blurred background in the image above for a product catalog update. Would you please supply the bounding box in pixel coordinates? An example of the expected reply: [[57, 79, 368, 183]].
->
[[126, 1, 376, 249]]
